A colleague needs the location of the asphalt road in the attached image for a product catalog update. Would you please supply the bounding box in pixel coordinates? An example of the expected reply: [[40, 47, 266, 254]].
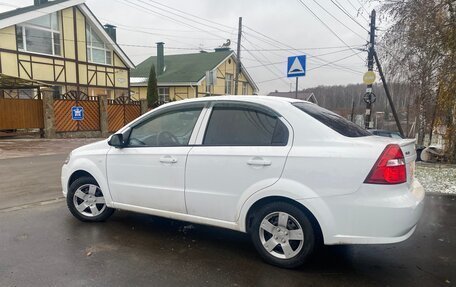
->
[[0, 154, 455, 287], [0, 154, 65, 210]]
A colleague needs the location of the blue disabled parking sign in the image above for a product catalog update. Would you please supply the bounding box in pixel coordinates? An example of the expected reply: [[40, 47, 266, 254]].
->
[[287, 55, 306, 78], [71, 106, 84, 121]]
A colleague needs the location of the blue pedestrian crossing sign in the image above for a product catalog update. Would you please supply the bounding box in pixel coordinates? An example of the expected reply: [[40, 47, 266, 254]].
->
[[287, 55, 306, 78], [71, 106, 84, 121]]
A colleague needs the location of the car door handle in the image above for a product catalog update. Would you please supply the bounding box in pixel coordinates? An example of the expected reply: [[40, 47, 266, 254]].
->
[[159, 156, 177, 164], [247, 157, 271, 166]]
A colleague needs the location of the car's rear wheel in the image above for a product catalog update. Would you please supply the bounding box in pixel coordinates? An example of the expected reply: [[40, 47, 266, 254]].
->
[[250, 202, 315, 268], [67, 176, 114, 222]]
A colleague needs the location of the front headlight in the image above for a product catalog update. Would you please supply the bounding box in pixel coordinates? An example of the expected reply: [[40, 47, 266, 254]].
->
[[64, 152, 72, 165]]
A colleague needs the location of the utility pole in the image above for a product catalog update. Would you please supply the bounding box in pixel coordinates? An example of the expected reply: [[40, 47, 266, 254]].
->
[[362, 9, 404, 136], [234, 17, 242, 95], [364, 10, 376, 129]]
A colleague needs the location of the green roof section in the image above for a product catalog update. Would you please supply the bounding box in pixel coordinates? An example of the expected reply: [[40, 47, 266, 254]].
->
[[0, 0, 70, 21], [131, 50, 233, 83]]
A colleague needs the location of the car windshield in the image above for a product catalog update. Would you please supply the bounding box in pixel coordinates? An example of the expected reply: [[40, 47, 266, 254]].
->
[[292, 102, 371, 138]]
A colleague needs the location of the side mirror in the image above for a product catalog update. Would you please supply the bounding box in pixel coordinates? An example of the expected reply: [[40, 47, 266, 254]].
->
[[108, 127, 131, 148], [108, 133, 125, 148]]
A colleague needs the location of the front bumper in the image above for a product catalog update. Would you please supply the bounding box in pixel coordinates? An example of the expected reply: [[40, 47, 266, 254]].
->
[[299, 179, 425, 245], [61, 163, 69, 198]]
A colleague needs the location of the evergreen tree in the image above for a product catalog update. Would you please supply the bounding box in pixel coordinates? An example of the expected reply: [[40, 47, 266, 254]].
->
[[147, 64, 158, 109]]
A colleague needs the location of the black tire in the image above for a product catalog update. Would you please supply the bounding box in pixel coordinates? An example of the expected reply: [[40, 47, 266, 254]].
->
[[250, 202, 315, 269], [67, 176, 115, 222]]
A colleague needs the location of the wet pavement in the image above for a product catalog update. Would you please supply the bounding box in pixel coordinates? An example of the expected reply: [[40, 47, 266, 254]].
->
[[0, 193, 454, 287], [0, 138, 101, 159], [0, 142, 455, 286]]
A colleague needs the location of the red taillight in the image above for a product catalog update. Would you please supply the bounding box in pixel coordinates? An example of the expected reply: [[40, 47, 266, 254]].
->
[[364, 144, 407, 184]]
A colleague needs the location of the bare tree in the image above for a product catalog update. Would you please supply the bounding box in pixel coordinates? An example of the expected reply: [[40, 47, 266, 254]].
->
[[375, 0, 456, 161]]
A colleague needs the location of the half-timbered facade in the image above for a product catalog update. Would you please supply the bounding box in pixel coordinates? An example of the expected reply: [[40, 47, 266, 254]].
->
[[0, 0, 134, 99]]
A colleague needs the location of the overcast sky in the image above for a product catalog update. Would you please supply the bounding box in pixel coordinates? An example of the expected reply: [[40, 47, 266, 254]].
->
[[1, 0, 378, 94]]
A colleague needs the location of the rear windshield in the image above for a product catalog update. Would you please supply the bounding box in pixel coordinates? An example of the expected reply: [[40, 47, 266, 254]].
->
[[292, 102, 371, 137]]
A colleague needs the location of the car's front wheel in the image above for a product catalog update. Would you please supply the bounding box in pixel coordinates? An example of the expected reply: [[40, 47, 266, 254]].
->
[[250, 202, 316, 268], [67, 176, 114, 222]]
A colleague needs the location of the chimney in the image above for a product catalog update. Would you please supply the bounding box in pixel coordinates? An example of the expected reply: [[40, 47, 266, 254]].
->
[[156, 42, 165, 76], [103, 24, 117, 43], [34, 0, 48, 5]]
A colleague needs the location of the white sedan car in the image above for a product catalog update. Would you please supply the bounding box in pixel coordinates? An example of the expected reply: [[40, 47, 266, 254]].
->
[[61, 96, 424, 268]]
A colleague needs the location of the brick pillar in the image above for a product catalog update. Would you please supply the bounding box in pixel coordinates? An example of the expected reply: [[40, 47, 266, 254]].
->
[[140, 99, 148, 115], [41, 87, 56, 138], [98, 95, 109, 138]]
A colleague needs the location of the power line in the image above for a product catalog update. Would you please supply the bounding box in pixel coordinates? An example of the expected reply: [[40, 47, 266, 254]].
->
[[245, 46, 361, 68], [141, 0, 235, 31], [242, 33, 364, 86], [114, 25, 224, 41], [309, 0, 367, 40], [243, 25, 366, 73], [0, 1, 224, 50], [354, 0, 370, 15], [234, 44, 365, 52], [295, 0, 365, 61], [257, 51, 364, 84], [3, 0, 366, 72], [241, 42, 290, 87], [329, 0, 369, 32], [344, 0, 369, 22], [0, 30, 215, 51], [133, 0, 234, 36], [98, 17, 231, 33], [119, 0, 231, 42]]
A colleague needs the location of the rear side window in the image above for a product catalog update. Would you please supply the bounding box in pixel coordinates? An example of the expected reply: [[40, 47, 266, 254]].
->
[[293, 102, 371, 137], [203, 104, 288, 146]]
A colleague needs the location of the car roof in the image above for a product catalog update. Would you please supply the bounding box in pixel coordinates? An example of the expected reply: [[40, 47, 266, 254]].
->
[[162, 95, 312, 107]]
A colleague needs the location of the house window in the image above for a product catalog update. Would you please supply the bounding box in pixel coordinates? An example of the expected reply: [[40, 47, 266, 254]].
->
[[86, 26, 112, 65], [225, 73, 233, 95], [242, 82, 249, 95], [158, 87, 170, 104], [16, 12, 61, 56]]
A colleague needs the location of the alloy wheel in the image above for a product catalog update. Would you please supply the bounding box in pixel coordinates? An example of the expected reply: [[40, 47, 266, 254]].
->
[[72, 184, 106, 217], [259, 211, 305, 259]]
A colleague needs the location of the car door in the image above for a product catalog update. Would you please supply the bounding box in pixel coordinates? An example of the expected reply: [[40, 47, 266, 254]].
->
[[106, 102, 206, 213], [185, 102, 292, 222]]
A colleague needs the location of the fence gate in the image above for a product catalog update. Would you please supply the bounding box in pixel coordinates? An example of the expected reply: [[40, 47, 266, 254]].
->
[[54, 91, 100, 132], [107, 96, 141, 132], [0, 98, 44, 130]]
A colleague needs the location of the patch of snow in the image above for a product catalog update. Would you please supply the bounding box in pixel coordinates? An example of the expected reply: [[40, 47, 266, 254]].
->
[[415, 164, 456, 195]]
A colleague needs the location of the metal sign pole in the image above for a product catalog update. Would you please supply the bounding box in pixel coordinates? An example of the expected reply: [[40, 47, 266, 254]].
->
[[287, 55, 306, 99], [295, 77, 298, 99]]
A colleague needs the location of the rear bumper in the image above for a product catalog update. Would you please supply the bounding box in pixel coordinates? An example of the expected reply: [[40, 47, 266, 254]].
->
[[299, 179, 425, 245]]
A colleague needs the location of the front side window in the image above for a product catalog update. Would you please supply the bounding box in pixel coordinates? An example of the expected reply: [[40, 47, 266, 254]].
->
[[203, 103, 288, 146], [128, 105, 204, 147], [225, 73, 233, 94], [158, 87, 170, 104], [86, 26, 112, 65], [16, 12, 61, 56]]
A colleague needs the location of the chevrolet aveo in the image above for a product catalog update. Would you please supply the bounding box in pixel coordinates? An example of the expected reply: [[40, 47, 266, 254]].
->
[[62, 96, 424, 268]]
